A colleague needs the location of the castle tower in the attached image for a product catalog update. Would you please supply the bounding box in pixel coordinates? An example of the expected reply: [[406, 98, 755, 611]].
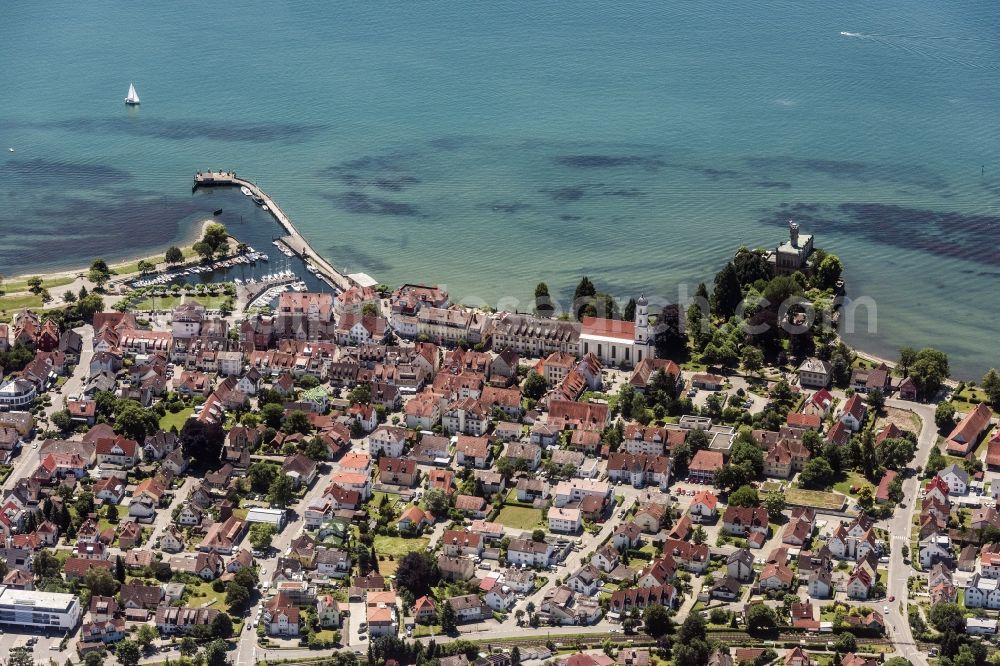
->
[[634, 295, 650, 344], [789, 220, 800, 248]]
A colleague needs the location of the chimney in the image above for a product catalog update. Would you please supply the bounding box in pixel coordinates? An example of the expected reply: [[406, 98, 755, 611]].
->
[[789, 220, 800, 247]]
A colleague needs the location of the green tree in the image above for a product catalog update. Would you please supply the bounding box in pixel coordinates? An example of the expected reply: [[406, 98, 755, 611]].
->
[[867, 387, 886, 414], [531, 528, 546, 542], [83, 568, 119, 596], [115, 555, 125, 583], [741, 346, 765, 377], [249, 523, 276, 550], [26, 276, 43, 294], [423, 488, 450, 516], [63, 290, 77, 303], [677, 612, 706, 644], [226, 581, 251, 613], [51, 409, 73, 433], [84, 652, 107, 666], [673, 641, 711, 666], [935, 402, 956, 431], [248, 461, 278, 493], [193, 241, 214, 260], [928, 602, 965, 633], [136, 623, 158, 649], [75, 293, 105, 321], [642, 603, 672, 637], [813, 254, 843, 290], [204, 638, 230, 666], [284, 409, 311, 434], [712, 262, 742, 318], [179, 418, 225, 468], [115, 639, 142, 666], [728, 485, 760, 507], [534, 282, 553, 317], [114, 402, 159, 441], [165, 246, 184, 264], [522, 372, 547, 401], [909, 348, 950, 400], [395, 551, 440, 597], [746, 604, 778, 633], [832, 632, 857, 653], [89, 259, 111, 288], [210, 612, 233, 638], [623, 297, 637, 322], [261, 403, 285, 429], [799, 457, 834, 489], [136, 260, 155, 275], [763, 492, 786, 522], [440, 599, 457, 633], [982, 368, 1000, 410], [692, 524, 707, 545], [268, 474, 294, 507]]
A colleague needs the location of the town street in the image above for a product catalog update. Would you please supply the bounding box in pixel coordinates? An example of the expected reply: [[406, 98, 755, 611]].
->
[[884, 397, 937, 666]]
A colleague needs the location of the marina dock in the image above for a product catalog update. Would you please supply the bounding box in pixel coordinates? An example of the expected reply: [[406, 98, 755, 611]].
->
[[193, 171, 356, 292]]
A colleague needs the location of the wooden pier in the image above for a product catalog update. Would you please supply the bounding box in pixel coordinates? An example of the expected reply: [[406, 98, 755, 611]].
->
[[193, 171, 356, 292]]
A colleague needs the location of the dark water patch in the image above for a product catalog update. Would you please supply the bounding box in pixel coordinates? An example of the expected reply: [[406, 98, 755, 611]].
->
[[603, 188, 645, 198], [559, 215, 583, 221], [1, 158, 133, 189], [540, 186, 591, 202], [374, 177, 420, 192], [555, 155, 666, 171], [755, 180, 792, 189], [760, 201, 1000, 267], [480, 201, 532, 214], [0, 191, 199, 273], [690, 167, 744, 181], [45, 117, 325, 144], [427, 135, 482, 151], [324, 244, 392, 273], [321, 191, 420, 217], [744, 156, 948, 191]]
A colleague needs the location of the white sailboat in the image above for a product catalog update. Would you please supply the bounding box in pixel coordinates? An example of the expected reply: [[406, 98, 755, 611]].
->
[[124, 82, 141, 105]]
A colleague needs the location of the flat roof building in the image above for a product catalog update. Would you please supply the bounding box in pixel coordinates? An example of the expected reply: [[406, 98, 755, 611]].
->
[[0, 586, 82, 630]]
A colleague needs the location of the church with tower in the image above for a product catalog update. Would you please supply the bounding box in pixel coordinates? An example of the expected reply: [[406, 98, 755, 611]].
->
[[579, 295, 654, 368]]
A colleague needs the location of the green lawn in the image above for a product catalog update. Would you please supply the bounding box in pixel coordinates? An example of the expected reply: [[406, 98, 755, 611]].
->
[[832, 471, 869, 498], [0, 293, 44, 314], [185, 580, 225, 609], [496, 504, 545, 530], [785, 487, 847, 511], [413, 624, 443, 638], [133, 295, 183, 311], [373, 535, 429, 558], [159, 407, 194, 432], [4, 275, 75, 293]]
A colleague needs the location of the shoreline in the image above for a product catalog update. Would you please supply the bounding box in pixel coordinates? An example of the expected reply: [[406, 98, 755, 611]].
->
[[7, 219, 214, 284], [5, 192, 969, 384], [6, 219, 216, 285]]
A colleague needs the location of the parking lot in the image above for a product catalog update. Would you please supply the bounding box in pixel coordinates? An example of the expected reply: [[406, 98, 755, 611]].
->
[[0, 629, 64, 658]]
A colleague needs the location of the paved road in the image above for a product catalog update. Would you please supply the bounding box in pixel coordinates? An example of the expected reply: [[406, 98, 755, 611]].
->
[[884, 398, 936, 666]]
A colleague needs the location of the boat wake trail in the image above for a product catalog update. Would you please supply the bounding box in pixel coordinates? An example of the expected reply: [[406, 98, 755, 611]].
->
[[838, 30, 996, 71]]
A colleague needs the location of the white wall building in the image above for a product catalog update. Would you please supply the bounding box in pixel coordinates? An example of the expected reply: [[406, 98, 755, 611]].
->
[[0, 587, 82, 630]]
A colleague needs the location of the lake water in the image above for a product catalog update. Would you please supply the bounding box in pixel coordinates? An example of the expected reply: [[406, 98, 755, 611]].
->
[[1, 1, 998, 377]]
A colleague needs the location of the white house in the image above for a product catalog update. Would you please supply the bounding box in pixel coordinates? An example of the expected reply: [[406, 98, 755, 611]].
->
[[965, 574, 1000, 609], [548, 507, 582, 534], [368, 426, 407, 458], [937, 464, 969, 496]]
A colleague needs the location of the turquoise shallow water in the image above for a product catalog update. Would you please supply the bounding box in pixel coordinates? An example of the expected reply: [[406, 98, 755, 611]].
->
[[1, 1, 998, 378]]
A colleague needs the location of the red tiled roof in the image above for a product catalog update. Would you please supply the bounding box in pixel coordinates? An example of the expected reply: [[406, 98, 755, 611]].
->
[[580, 317, 635, 341]]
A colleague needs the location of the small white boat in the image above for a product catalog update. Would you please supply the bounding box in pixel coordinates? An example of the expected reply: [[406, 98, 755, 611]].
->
[[7, 148, 13, 153], [125, 82, 141, 105], [241, 186, 252, 196], [261, 205, 269, 212]]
